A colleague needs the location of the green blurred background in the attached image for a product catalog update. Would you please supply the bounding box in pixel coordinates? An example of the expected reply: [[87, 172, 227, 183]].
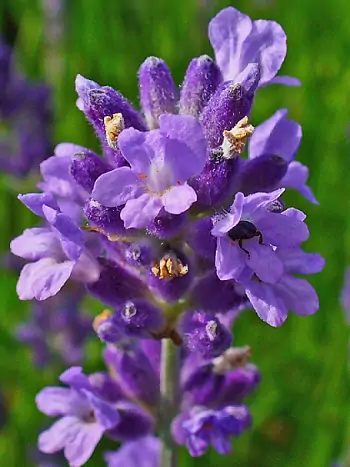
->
[[0, 0, 349, 465]]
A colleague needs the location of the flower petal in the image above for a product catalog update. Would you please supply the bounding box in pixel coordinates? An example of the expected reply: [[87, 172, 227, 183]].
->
[[279, 161, 319, 204], [249, 109, 302, 162], [92, 167, 142, 208], [246, 242, 284, 284], [243, 188, 285, 215], [36, 387, 78, 417], [211, 192, 244, 237], [215, 237, 246, 281], [38, 416, 83, 454], [158, 114, 208, 177], [277, 275, 319, 316], [118, 127, 154, 173], [18, 192, 59, 217], [71, 250, 101, 283], [162, 183, 197, 214], [276, 248, 325, 275], [63, 422, 104, 467], [17, 258, 74, 301], [208, 7, 253, 81], [121, 194, 163, 229], [83, 390, 120, 430], [254, 211, 309, 247], [267, 75, 302, 86], [245, 280, 288, 327], [240, 19, 287, 86], [10, 228, 61, 261]]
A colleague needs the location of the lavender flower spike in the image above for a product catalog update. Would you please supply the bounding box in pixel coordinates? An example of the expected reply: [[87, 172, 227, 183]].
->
[[92, 114, 207, 228], [209, 6, 300, 87], [138, 57, 178, 129]]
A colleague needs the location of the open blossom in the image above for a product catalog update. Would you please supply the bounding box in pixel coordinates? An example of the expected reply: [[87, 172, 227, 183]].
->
[[10, 193, 100, 300], [247, 109, 318, 204], [208, 6, 300, 87], [36, 367, 120, 467], [92, 114, 207, 228], [212, 189, 324, 326]]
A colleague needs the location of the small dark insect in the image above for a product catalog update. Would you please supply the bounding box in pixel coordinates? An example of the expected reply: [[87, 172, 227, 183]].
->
[[227, 220, 263, 256]]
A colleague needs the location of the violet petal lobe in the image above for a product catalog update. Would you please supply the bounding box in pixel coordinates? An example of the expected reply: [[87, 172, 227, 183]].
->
[[279, 161, 319, 204], [92, 167, 142, 208], [121, 193, 163, 229], [10, 228, 61, 261], [35, 387, 76, 417], [249, 109, 302, 162], [17, 258, 74, 301], [162, 184, 197, 215], [245, 280, 288, 327]]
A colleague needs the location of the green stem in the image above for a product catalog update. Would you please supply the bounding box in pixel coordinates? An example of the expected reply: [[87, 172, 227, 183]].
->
[[159, 338, 180, 467]]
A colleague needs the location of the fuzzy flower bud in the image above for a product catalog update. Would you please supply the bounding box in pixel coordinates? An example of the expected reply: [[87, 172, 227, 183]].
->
[[179, 311, 232, 358], [138, 57, 178, 129], [234, 153, 288, 195], [70, 151, 111, 193], [83, 198, 129, 236], [179, 55, 222, 117], [104, 344, 159, 406], [200, 63, 260, 149]]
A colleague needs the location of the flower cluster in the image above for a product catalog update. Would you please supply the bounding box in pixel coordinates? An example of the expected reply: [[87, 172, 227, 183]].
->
[[0, 38, 52, 177], [10, 6, 324, 466]]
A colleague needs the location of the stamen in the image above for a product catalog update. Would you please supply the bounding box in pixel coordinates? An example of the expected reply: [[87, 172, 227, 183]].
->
[[221, 116, 255, 159], [104, 113, 125, 149], [212, 345, 252, 374], [151, 252, 188, 280], [93, 309, 112, 332]]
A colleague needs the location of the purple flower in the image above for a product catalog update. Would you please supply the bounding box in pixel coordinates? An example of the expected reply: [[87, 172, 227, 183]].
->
[[105, 436, 161, 467], [92, 114, 207, 228], [212, 189, 309, 283], [95, 299, 165, 342], [10, 193, 100, 300], [244, 245, 325, 326], [179, 310, 232, 358], [172, 405, 251, 456], [36, 367, 120, 467], [208, 7, 300, 87], [248, 109, 318, 203]]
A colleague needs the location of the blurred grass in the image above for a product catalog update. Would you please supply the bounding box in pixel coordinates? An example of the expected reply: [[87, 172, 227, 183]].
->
[[0, 0, 349, 465]]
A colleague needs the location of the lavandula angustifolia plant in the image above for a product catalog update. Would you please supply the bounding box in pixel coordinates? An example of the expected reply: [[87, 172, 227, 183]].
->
[[10, 6, 325, 466]]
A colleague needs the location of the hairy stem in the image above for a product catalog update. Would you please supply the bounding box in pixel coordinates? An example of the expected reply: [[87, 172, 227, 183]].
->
[[160, 338, 180, 467]]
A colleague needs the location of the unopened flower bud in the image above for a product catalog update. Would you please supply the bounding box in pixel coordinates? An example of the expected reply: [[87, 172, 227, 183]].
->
[[83, 197, 129, 236], [104, 344, 159, 406], [179, 55, 222, 117], [179, 311, 232, 358], [200, 63, 260, 149], [70, 152, 111, 193], [138, 56, 178, 130], [234, 153, 288, 195]]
